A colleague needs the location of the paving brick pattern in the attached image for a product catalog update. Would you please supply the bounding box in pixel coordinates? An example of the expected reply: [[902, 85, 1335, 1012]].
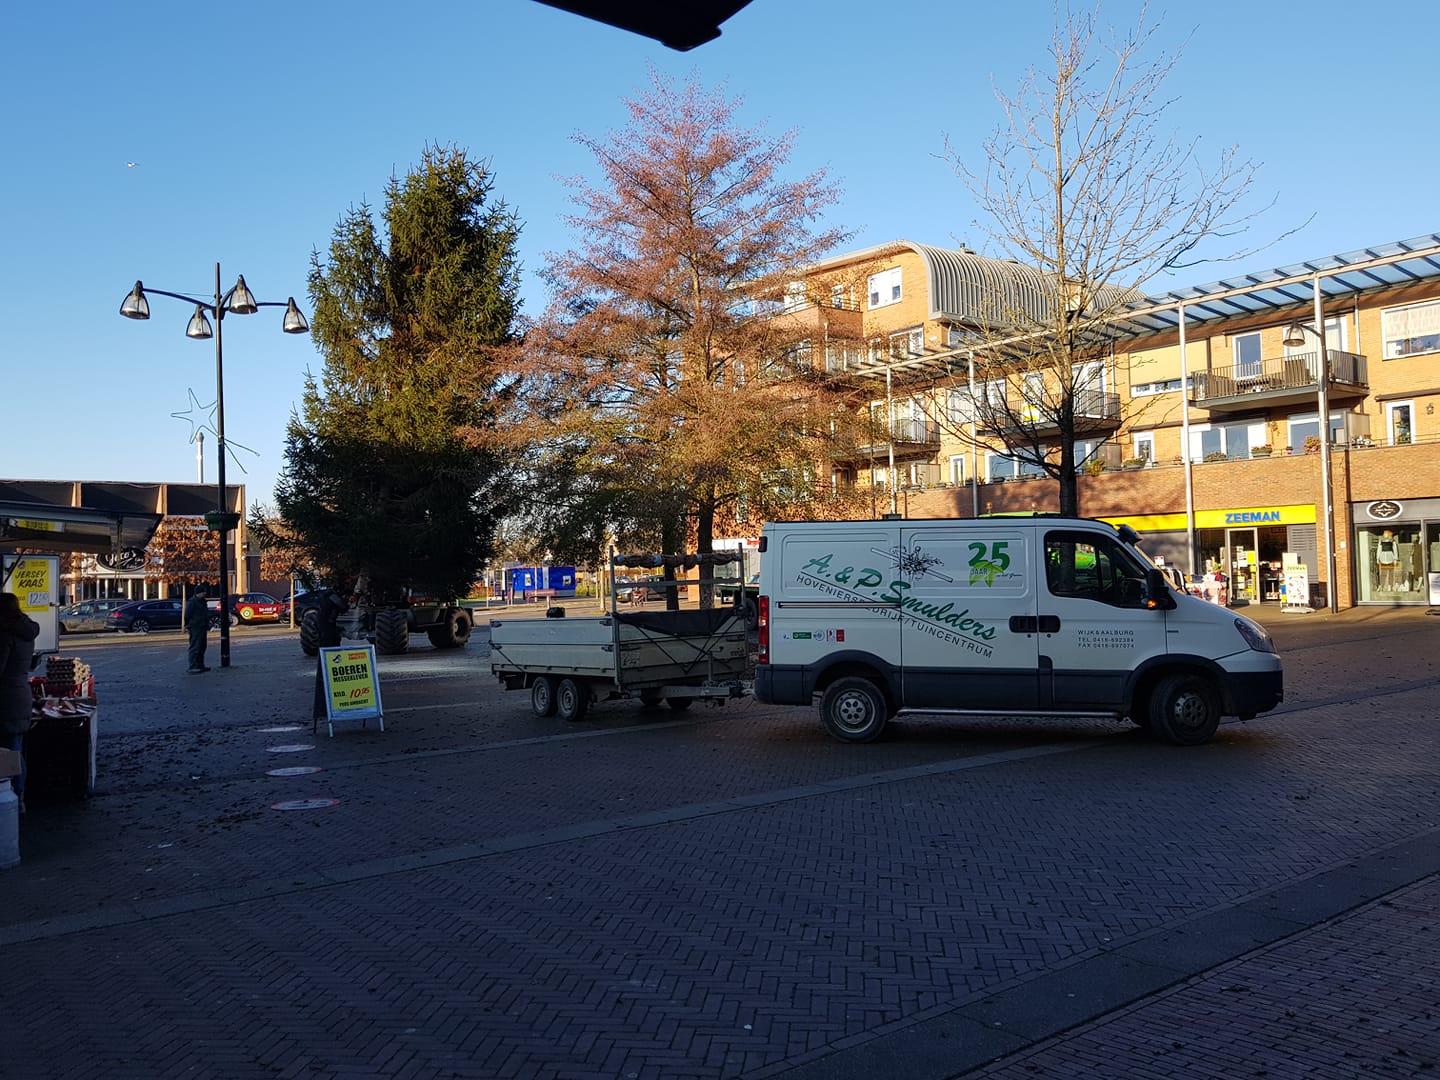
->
[[3, 609, 1438, 1078]]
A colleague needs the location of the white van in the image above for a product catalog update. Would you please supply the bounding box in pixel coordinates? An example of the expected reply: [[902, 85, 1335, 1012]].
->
[[753, 517, 1282, 745]]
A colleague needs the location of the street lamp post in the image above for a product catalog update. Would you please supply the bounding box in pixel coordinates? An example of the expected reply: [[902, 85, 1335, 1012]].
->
[[1282, 286, 1339, 614], [120, 263, 308, 667]]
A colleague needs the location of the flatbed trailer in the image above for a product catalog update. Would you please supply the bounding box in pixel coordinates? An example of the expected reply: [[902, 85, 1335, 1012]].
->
[[489, 550, 751, 721]]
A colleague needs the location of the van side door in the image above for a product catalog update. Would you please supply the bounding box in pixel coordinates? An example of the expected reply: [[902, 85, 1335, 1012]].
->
[[1038, 528, 1168, 710], [896, 526, 1039, 710]]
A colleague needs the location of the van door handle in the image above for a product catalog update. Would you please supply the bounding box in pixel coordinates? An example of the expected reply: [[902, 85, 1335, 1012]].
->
[[1009, 616, 1038, 633], [1037, 615, 1061, 633]]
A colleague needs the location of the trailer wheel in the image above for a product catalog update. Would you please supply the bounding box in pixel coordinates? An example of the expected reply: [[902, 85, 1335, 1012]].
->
[[531, 676, 558, 718], [667, 697, 693, 712], [374, 609, 409, 654], [820, 677, 889, 743], [638, 690, 663, 708], [426, 608, 472, 649], [299, 610, 320, 657], [739, 595, 759, 629], [1149, 673, 1220, 746], [556, 677, 590, 723]]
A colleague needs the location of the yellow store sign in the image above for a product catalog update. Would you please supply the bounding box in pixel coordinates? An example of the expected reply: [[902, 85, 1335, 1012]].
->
[[1104, 505, 1316, 532]]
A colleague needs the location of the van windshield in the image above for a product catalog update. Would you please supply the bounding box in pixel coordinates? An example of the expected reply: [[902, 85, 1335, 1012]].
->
[[1044, 529, 1152, 608]]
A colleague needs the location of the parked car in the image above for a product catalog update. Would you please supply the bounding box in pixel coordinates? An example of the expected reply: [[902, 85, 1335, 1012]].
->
[[58, 598, 133, 633], [105, 599, 186, 634], [226, 592, 285, 624]]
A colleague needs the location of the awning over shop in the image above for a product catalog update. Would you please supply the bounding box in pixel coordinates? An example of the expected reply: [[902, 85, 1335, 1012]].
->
[[0, 499, 162, 555]]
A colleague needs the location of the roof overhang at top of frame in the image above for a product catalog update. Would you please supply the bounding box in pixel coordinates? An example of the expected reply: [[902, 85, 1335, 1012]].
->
[[0, 500, 163, 556]]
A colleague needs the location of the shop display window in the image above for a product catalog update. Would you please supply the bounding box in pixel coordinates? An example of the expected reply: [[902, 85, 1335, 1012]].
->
[[1355, 524, 1426, 602]]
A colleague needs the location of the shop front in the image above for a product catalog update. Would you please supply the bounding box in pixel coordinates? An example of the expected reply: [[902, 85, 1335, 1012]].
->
[[1104, 504, 1320, 605], [1352, 498, 1440, 605]]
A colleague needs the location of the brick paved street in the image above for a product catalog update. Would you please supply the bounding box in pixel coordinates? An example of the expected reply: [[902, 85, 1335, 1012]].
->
[[2, 605, 1438, 1079]]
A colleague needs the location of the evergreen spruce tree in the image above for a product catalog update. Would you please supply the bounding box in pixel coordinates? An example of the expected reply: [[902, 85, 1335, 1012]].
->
[[272, 145, 523, 600]]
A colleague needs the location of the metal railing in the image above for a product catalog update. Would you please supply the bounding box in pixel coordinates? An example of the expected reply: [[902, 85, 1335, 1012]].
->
[[1190, 349, 1368, 401]]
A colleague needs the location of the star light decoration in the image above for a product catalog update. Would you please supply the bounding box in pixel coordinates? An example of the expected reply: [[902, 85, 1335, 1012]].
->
[[170, 388, 259, 473]]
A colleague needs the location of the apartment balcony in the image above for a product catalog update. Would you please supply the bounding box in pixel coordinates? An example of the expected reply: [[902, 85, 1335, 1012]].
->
[[1189, 349, 1369, 412], [832, 418, 943, 463], [761, 300, 864, 344], [977, 390, 1122, 440]]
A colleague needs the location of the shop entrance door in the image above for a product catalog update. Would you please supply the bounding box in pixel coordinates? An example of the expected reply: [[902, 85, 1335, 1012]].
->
[[1226, 528, 1259, 603]]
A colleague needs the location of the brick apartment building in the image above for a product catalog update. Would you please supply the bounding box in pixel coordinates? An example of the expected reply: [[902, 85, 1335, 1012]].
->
[[774, 234, 1440, 610]]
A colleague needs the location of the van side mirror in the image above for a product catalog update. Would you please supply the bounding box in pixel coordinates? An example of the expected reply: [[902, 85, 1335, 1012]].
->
[[1143, 568, 1178, 610]]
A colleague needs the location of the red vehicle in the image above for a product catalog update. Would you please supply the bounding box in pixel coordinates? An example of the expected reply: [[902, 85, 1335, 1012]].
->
[[209, 592, 285, 625]]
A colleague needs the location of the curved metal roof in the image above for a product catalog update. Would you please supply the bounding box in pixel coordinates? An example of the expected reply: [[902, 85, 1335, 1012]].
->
[[907, 242, 1055, 326]]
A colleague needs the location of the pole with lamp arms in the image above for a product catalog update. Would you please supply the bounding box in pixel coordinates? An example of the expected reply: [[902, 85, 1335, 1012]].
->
[[1282, 279, 1339, 614], [120, 264, 309, 667]]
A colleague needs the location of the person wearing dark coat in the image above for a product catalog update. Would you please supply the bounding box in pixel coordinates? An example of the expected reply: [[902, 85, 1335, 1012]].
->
[[185, 584, 211, 673], [0, 592, 41, 812]]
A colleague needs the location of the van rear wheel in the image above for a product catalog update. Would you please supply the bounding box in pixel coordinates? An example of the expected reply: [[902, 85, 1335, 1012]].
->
[[1150, 673, 1220, 746], [820, 677, 889, 743]]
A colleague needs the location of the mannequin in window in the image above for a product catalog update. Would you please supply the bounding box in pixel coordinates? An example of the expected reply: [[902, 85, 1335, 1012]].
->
[[1376, 529, 1400, 591]]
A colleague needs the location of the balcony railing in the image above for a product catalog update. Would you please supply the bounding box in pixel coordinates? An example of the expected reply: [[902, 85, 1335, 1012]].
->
[[834, 418, 943, 460], [1190, 349, 1368, 406], [978, 389, 1121, 436]]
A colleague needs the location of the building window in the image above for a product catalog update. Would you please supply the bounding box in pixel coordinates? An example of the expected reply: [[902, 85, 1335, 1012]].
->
[[948, 455, 966, 485], [949, 380, 1006, 425], [1132, 432, 1154, 463], [867, 266, 902, 309], [826, 343, 859, 372], [1382, 300, 1440, 359], [1188, 421, 1263, 461], [830, 284, 847, 309], [1132, 376, 1193, 397], [781, 280, 807, 312], [1286, 411, 1344, 450], [987, 450, 1046, 482], [889, 327, 923, 359], [1233, 332, 1263, 381], [1385, 401, 1413, 445]]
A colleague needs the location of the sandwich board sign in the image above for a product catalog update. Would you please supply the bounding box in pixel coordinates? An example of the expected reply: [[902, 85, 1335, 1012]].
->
[[315, 645, 384, 737]]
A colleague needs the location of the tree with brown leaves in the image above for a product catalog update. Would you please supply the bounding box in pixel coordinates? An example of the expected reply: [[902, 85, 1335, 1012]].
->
[[527, 72, 862, 588]]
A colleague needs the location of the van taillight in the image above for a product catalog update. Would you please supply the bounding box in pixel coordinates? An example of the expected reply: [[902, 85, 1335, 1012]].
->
[[757, 595, 769, 664]]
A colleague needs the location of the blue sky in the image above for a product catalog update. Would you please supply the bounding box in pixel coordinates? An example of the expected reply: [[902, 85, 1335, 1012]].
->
[[3, 0, 1435, 507]]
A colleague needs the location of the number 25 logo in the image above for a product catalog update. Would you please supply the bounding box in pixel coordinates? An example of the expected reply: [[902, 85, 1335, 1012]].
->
[[968, 542, 1010, 586]]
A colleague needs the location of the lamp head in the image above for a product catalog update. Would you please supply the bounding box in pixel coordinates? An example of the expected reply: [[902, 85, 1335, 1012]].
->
[[227, 275, 258, 315], [186, 305, 214, 340], [119, 281, 150, 320], [1282, 323, 1308, 348], [281, 297, 309, 334]]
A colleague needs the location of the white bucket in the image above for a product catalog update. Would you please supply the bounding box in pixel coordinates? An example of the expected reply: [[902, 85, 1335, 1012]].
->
[[0, 784, 17, 869]]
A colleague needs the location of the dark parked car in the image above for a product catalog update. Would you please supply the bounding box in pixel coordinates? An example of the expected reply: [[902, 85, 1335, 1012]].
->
[[105, 599, 186, 634], [58, 598, 133, 633]]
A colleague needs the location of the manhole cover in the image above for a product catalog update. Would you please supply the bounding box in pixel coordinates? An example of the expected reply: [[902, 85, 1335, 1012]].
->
[[266, 744, 315, 754], [266, 766, 323, 776], [270, 798, 340, 811]]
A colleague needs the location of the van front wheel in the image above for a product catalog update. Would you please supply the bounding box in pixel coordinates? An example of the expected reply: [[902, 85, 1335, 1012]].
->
[[1150, 673, 1220, 746], [820, 677, 889, 743]]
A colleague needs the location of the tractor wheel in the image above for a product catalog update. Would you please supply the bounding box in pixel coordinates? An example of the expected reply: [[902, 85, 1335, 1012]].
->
[[426, 607, 472, 649], [299, 610, 320, 657], [374, 609, 410, 655]]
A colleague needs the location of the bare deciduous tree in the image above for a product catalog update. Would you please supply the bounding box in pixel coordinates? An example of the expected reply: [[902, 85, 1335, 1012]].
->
[[937, 2, 1269, 514]]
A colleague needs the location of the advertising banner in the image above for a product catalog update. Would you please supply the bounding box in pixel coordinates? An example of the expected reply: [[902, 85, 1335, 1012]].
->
[[316, 645, 384, 737]]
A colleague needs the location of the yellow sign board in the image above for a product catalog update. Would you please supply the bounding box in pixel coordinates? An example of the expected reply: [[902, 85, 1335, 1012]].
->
[[8, 557, 56, 613], [318, 645, 385, 737], [12, 518, 61, 533], [1103, 504, 1317, 533]]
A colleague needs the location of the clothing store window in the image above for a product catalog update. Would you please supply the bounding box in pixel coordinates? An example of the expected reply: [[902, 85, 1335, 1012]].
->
[[1355, 524, 1425, 602]]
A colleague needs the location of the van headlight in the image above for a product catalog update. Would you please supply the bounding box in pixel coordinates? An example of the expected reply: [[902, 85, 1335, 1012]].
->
[[1234, 617, 1275, 654]]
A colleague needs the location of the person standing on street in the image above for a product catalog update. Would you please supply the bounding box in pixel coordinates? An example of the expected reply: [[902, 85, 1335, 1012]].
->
[[185, 584, 211, 673], [0, 592, 41, 813]]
